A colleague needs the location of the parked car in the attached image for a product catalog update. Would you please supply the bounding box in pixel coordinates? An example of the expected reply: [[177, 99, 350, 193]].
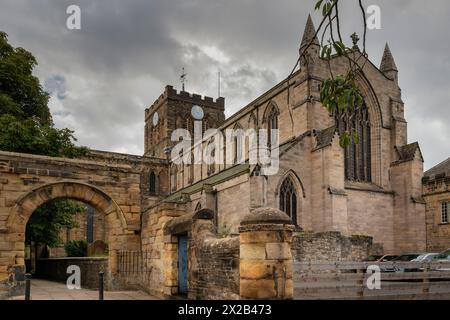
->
[[432, 249, 450, 271], [390, 254, 422, 272], [375, 255, 399, 272], [376, 255, 398, 262], [402, 253, 440, 272], [366, 255, 383, 262], [412, 253, 439, 263]]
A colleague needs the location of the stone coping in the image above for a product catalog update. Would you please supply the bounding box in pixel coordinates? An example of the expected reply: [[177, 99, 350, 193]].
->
[[241, 207, 292, 226], [37, 257, 108, 261]]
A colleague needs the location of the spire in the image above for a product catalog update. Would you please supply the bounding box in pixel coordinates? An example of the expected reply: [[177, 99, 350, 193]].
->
[[300, 14, 319, 53], [380, 43, 398, 83]]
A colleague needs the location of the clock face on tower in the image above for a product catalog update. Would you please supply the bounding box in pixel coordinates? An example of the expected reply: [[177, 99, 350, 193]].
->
[[191, 105, 204, 120], [152, 112, 159, 126]]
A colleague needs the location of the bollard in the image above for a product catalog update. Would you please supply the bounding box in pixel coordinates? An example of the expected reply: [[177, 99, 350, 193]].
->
[[99, 271, 104, 300], [25, 273, 32, 301]]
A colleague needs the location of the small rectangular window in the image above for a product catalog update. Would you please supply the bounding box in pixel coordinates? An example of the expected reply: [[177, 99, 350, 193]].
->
[[441, 202, 449, 224]]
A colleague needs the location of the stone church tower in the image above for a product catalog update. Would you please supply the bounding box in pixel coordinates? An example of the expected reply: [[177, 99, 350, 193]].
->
[[144, 86, 225, 158]]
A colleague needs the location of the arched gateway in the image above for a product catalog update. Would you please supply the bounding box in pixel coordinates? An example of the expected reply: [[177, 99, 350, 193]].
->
[[0, 150, 166, 292], [6, 182, 127, 268]]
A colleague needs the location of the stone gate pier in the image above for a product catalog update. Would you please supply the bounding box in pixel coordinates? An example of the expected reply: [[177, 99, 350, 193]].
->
[[239, 207, 294, 299]]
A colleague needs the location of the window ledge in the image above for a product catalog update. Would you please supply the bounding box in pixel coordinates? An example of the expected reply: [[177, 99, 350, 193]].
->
[[344, 181, 394, 195]]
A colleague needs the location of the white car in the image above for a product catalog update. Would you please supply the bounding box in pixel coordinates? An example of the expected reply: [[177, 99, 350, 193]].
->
[[432, 249, 450, 271], [412, 253, 439, 263], [410, 253, 439, 272]]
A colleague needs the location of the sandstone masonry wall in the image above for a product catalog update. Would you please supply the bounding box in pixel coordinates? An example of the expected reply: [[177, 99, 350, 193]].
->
[[36, 257, 108, 289], [189, 235, 240, 299], [423, 175, 450, 252], [292, 231, 374, 262]]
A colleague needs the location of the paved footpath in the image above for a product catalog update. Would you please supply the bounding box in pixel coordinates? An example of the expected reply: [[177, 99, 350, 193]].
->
[[9, 279, 159, 300]]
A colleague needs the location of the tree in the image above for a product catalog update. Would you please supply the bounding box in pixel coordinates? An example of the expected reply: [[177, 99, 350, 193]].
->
[[0, 31, 88, 158], [0, 31, 51, 125], [0, 31, 89, 253], [0, 114, 88, 158], [25, 199, 84, 248]]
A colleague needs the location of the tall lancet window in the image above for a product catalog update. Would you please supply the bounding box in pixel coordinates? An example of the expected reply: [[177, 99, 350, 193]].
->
[[149, 171, 156, 194], [279, 177, 298, 225], [336, 100, 372, 182], [266, 104, 279, 148], [170, 164, 177, 192]]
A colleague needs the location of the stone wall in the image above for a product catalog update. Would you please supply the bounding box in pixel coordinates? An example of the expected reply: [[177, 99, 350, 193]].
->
[[140, 202, 187, 297], [291, 231, 375, 262], [423, 175, 450, 252], [189, 235, 240, 300], [35, 257, 108, 289], [391, 155, 427, 253]]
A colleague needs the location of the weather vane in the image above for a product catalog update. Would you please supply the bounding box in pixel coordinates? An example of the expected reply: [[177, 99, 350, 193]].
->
[[180, 67, 187, 92]]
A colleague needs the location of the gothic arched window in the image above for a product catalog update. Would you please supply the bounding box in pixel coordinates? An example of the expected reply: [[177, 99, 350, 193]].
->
[[233, 123, 243, 164], [248, 112, 257, 129], [203, 117, 211, 132], [336, 100, 372, 182], [279, 177, 297, 225], [149, 171, 156, 194], [171, 165, 177, 192], [266, 103, 279, 148], [179, 151, 185, 189], [188, 151, 194, 184], [186, 117, 194, 135], [207, 144, 216, 176]]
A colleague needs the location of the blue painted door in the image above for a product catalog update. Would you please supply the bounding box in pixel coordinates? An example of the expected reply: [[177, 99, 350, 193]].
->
[[178, 235, 188, 294]]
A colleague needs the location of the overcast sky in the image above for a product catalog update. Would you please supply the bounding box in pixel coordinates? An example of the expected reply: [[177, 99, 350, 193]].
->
[[0, 0, 449, 170]]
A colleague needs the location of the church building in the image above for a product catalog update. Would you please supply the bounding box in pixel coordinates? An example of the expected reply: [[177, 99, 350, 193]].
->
[[143, 16, 426, 254]]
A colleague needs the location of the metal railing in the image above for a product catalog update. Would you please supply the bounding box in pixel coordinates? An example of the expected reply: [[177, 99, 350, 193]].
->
[[117, 250, 151, 275]]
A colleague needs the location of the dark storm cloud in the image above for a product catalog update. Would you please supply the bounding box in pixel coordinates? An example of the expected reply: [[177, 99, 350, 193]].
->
[[0, 0, 448, 168]]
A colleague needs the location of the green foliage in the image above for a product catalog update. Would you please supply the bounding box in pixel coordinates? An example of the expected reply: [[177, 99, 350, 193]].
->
[[217, 224, 232, 238], [311, 0, 367, 147], [0, 31, 88, 158], [0, 31, 51, 126], [0, 114, 88, 158], [320, 74, 363, 115], [65, 240, 88, 257], [25, 199, 84, 248]]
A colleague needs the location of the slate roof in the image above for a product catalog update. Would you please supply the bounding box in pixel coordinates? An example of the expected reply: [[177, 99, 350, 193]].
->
[[424, 157, 450, 179], [396, 142, 423, 162], [278, 131, 312, 155], [166, 131, 314, 202], [314, 126, 337, 150], [165, 164, 250, 202]]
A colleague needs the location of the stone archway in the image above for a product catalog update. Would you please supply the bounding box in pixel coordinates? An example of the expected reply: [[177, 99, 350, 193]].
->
[[3, 181, 129, 288]]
